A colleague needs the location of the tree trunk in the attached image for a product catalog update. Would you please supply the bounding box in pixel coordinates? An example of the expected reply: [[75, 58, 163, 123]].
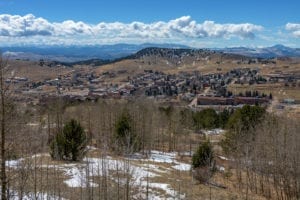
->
[[0, 57, 7, 200]]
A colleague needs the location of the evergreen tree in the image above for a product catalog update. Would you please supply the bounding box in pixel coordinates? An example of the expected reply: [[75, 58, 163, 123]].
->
[[50, 119, 87, 161], [192, 139, 216, 184], [219, 109, 230, 128], [192, 139, 214, 169], [114, 109, 140, 153], [193, 108, 219, 130], [221, 105, 265, 154]]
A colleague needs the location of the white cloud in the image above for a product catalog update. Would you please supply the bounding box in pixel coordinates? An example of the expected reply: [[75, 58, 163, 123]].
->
[[0, 14, 263, 45], [286, 23, 300, 38], [0, 14, 53, 37]]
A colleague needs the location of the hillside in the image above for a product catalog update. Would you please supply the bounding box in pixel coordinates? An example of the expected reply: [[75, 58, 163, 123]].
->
[[92, 47, 268, 77]]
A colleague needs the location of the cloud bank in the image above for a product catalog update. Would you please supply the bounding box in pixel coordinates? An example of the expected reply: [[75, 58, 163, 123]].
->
[[0, 14, 263, 45], [286, 23, 300, 38]]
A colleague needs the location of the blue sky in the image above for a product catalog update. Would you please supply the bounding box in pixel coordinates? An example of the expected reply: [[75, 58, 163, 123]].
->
[[0, 0, 299, 47]]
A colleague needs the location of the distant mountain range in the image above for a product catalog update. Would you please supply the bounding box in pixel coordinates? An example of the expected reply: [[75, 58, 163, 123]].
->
[[220, 44, 300, 58], [1, 43, 190, 62], [1, 43, 300, 62]]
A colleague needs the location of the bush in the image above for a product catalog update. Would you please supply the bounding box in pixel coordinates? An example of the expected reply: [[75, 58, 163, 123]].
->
[[193, 166, 213, 184], [50, 119, 87, 161]]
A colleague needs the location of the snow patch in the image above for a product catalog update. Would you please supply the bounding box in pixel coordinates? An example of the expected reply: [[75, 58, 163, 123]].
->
[[216, 165, 225, 172], [8, 190, 64, 200], [147, 151, 178, 163], [202, 128, 225, 135], [172, 163, 191, 171], [6, 150, 191, 199], [218, 155, 232, 161], [6, 158, 24, 169]]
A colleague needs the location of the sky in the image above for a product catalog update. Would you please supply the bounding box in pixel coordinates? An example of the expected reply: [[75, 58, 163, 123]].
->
[[0, 0, 299, 48]]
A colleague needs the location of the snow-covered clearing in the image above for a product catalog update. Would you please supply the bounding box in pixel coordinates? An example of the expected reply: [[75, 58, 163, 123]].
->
[[6, 150, 191, 200]]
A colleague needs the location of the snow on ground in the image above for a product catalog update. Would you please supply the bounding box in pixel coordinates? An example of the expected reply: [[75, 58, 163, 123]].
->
[[179, 151, 193, 156], [51, 154, 186, 199], [146, 150, 178, 163], [202, 128, 225, 135], [218, 155, 233, 161], [6, 150, 191, 199], [141, 163, 167, 174], [8, 190, 64, 200], [85, 145, 98, 151], [148, 183, 185, 199], [130, 150, 191, 168], [216, 165, 226, 172], [6, 158, 24, 169], [172, 163, 191, 171], [62, 163, 98, 188], [6, 153, 49, 169]]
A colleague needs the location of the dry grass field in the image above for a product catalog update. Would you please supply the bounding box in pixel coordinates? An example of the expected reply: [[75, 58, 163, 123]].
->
[[228, 83, 300, 100], [7, 60, 73, 82], [93, 53, 300, 78]]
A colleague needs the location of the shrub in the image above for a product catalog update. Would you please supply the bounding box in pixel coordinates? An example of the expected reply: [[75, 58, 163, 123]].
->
[[193, 166, 212, 184], [50, 119, 87, 161]]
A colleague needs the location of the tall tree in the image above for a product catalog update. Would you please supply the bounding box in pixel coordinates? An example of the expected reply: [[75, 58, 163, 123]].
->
[[114, 109, 140, 154], [192, 139, 215, 185], [0, 53, 12, 200]]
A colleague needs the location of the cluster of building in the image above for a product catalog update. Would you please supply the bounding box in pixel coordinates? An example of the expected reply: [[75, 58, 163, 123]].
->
[[10, 64, 300, 108], [132, 68, 271, 100], [196, 96, 270, 106]]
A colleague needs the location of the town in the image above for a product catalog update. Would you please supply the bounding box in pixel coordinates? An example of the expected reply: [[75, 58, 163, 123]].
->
[[9, 63, 300, 110]]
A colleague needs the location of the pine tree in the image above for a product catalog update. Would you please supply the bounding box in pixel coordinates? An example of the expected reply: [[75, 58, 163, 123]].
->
[[221, 105, 265, 154], [114, 110, 140, 153], [50, 119, 87, 161], [192, 139, 214, 169], [192, 139, 216, 184]]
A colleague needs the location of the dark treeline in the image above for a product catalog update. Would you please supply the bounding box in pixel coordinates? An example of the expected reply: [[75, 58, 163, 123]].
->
[[192, 108, 232, 130]]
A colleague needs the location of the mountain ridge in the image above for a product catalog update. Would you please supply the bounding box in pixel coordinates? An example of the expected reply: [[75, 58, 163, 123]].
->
[[1, 43, 191, 62], [221, 44, 300, 58], [2, 43, 300, 63]]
